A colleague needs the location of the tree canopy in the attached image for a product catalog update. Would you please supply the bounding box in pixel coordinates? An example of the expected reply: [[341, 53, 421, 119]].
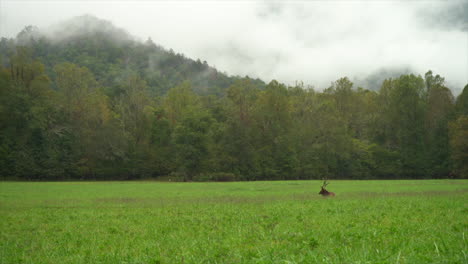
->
[[0, 18, 467, 180]]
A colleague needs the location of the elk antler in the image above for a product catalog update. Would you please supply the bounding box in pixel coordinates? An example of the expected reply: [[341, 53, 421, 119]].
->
[[321, 178, 329, 188]]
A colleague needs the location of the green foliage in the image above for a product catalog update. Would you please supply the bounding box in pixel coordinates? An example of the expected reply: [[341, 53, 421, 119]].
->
[[424, 71, 455, 177], [374, 75, 429, 177], [173, 109, 214, 180], [0, 21, 463, 179], [449, 116, 468, 178], [455, 84, 468, 116]]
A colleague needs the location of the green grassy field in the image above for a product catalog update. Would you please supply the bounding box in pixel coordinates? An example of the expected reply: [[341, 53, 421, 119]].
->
[[0, 180, 467, 264]]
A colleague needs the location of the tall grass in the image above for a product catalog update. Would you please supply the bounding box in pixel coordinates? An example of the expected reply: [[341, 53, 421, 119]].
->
[[1, 180, 466, 263]]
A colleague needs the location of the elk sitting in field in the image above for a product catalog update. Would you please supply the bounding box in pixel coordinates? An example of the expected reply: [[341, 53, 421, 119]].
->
[[318, 179, 335, 197]]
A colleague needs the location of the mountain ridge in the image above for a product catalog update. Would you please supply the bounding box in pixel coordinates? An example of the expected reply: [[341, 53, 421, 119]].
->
[[1, 14, 266, 96]]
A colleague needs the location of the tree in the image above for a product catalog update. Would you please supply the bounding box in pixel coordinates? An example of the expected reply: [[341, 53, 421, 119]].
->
[[308, 97, 350, 179], [455, 84, 468, 116], [220, 80, 261, 179], [114, 74, 154, 178], [252, 80, 297, 179], [163, 81, 200, 125], [424, 71, 454, 177], [325, 77, 355, 133], [173, 110, 213, 181], [226, 79, 258, 125], [1, 49, 61, 179], [449, 116, 468, 178], [375, 74, 427, 177], [54, 62, 116, 178], [149, 109, 174, 176]]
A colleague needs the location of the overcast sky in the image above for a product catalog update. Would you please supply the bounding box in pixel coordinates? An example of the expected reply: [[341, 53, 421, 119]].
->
[[1, 0, 467, 92]]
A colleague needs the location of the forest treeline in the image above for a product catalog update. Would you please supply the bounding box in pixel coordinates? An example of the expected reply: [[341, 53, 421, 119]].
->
[[1, 18, 467, 180]]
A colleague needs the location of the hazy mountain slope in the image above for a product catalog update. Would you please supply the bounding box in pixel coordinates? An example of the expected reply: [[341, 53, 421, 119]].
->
[[0, 15, 265, 96]]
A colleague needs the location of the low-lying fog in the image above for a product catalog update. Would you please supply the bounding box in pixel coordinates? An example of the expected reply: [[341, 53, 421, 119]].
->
[[1, 0, 467, 93]]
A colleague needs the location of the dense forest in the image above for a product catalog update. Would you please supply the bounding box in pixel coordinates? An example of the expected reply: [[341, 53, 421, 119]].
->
[[1, 16, 467, 180]]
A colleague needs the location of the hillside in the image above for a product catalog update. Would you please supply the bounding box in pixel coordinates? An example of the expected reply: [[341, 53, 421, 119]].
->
[[0, 15, 265, 96]]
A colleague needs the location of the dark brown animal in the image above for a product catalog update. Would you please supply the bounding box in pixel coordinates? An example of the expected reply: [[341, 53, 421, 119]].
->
[[318, 179, 335, 197]]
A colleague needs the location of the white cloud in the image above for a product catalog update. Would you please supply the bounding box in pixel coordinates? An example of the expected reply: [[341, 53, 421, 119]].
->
[[1, 0, 467, 92]]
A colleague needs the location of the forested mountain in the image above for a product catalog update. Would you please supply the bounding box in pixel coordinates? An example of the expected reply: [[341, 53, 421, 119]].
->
[[1, 15, 264, 96], [0, 15, 467, 180]]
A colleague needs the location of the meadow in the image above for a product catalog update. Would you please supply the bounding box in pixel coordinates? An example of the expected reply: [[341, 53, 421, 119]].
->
[[0, 180, 467, 264]]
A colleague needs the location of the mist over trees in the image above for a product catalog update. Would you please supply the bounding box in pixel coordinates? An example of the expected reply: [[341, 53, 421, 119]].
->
[[1, 16, 467, 180]]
